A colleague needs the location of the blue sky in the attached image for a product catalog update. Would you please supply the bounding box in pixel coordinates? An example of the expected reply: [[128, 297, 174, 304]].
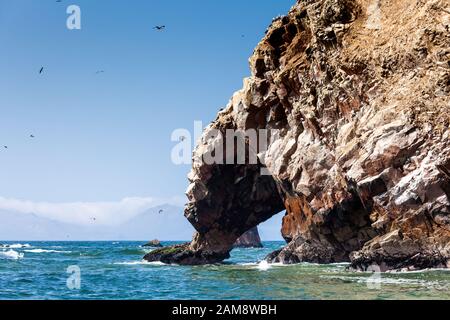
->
[[0, 0, 292, 239]]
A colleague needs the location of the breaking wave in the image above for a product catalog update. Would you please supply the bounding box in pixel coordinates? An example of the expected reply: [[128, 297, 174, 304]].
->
[[0, 243, 31, 249], [24, 249, 71, 254], [0, 250, 24, 260]]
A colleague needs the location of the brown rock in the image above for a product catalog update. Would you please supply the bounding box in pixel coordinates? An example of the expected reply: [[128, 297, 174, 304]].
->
[[142, 239, 163, 248], [234, 227, 263, 248], [145, 0, 450, 270]]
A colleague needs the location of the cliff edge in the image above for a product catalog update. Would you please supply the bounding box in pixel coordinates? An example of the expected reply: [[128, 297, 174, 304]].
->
[[145, 0, 450, 271]]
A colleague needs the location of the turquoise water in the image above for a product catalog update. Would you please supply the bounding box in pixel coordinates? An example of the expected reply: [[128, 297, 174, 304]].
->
[[0, 241, 449, 300]]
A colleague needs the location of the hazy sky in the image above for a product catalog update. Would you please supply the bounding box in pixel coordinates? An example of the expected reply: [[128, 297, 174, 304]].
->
[[0, 0, 292, 239]]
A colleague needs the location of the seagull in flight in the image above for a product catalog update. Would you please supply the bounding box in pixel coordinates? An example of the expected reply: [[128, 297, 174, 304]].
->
[[95, 70, 105, 74], [30, 134, 35, 138], [3, 146, 7, 149], [153, 25, 166, 31], [39, 67, 44, 74], [158, 209, 164, 214]]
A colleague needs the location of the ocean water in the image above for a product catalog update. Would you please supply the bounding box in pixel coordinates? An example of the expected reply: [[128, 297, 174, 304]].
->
[[0, 241, 449, 300]]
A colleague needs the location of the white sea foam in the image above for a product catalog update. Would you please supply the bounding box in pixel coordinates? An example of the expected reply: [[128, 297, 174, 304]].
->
[[386, 268, 450, 274], [257, 260, 271, 271], [322, 275, 449, 289], [114, 260, 167, 266], [239, 261, 288, 269], [242, 261, 320, 267], [24, 249, 71, 254], [2, 243, 31, 249], [0, 250, 24, 260]]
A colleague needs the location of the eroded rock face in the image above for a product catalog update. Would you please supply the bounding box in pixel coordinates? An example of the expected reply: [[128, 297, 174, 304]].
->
[[144, 0, 450, 270], [143, 243, 229, 265], [234, 227, 263, 248]]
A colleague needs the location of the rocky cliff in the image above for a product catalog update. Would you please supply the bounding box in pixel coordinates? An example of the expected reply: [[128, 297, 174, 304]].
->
[[234, 227, 263, 248], [145, 0, 450, 271]]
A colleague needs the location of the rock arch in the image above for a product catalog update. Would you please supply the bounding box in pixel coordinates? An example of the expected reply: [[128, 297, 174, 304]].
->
[[145, 0, 450, 270]]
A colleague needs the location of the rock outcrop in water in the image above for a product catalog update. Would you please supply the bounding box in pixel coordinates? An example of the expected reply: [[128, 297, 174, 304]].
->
[[142, 239, 163, 248], [145, 0, 450, 270], [234, 227, 263, 248]]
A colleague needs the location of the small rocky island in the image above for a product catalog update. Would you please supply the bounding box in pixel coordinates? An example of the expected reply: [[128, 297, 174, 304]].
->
[[142, 240, 163, 248], [234, 227, 263, 248], [145, 0, 449, 270]]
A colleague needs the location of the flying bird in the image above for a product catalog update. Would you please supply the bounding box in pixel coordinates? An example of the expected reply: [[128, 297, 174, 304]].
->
[[39, 67, 44, 74], [30, 134, 35, 138], [3, 146, 7, 149], [153, 25, 166, 31], [158, 209, 164, 214], [95, 70, 105, 74], [180, 136, 186, 142]]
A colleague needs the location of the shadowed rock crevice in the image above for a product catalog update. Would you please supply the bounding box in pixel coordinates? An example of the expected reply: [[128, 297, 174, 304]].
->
[[268, 189, 377, 264], [186, 163, 285, 256]]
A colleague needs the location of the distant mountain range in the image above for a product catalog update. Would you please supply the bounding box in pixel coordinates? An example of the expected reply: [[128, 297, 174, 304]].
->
[[0, 204, 285, 241], [0, 205, 195, 241]]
